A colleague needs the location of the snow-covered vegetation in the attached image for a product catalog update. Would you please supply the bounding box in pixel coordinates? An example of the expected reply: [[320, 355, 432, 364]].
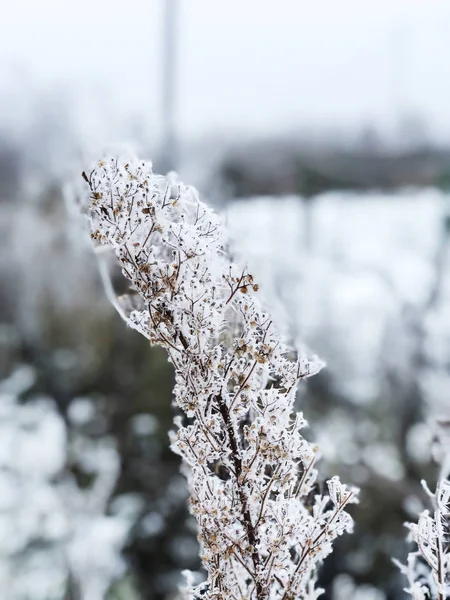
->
[[0, 367, 130, 599], [81, 157, 359, 599]]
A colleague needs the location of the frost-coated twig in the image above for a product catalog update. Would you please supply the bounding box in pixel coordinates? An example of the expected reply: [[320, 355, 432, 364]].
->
[[395, 422, 450, 600], [81, 156, 358, 600]]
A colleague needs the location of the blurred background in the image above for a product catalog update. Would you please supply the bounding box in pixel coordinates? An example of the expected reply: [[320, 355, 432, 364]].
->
[[1, 0, 450, 598]]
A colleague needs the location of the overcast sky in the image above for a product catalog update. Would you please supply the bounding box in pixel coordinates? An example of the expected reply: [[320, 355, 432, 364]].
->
[[1, 0, 450, 145]]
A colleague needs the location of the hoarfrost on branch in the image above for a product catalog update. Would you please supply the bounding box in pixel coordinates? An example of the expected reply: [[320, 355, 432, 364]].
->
[[395, 421, 450, 600], [81, 156, 358, 599]]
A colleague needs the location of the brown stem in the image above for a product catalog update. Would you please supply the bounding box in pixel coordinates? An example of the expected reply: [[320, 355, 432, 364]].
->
[[216, 395, 265, 600]]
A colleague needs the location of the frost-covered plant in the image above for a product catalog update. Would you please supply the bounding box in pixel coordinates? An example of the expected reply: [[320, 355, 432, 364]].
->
[[81, 156, 358, 599], [395, 422, 450, 600]]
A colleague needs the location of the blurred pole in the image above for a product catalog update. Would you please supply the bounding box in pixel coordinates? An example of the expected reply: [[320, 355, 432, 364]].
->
[[390, 19, 409, 149], [160, 0, 179, 173]]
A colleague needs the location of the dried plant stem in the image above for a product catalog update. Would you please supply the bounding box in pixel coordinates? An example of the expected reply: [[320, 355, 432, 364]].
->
[[80, 155, 358, 600]]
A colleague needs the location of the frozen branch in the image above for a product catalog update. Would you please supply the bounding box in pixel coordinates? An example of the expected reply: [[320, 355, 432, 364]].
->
[[396, 421, 450, 599], [80, 156, 358, 599]]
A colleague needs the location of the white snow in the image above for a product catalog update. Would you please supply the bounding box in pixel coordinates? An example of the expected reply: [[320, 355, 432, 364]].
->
[[0, 386, 131, 599]]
